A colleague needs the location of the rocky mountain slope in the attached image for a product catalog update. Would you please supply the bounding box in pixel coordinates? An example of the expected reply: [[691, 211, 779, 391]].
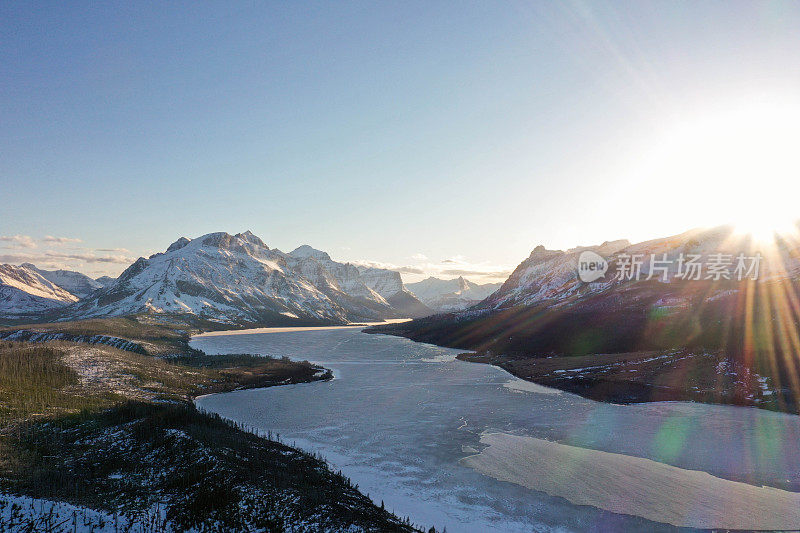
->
[[371, 226, 800, 356], [64, 232, 429, 325], [94, 275, 116, 288], [368, 226, 800, 411], [22, 263, 103, 298], [0, 264, 79, 317], [406, 276, 502, 312]]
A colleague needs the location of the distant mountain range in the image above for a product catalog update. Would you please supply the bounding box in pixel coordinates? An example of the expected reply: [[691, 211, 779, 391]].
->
[[0, 231, 432, 325], [370, 225, 800, 358], [9, 225, 797, 342], [21, 263, 105, 298], [405, 276, 501, 312], [0, 264, 80, 316]]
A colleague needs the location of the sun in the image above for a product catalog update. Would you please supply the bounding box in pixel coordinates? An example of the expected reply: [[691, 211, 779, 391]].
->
[[733, 211, 797, 245], [627, 95, 800, 243]]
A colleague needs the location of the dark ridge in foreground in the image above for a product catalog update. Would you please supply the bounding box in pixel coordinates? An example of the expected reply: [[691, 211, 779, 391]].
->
[[1, 402, 420, 532], [0, 319, 431, 532]]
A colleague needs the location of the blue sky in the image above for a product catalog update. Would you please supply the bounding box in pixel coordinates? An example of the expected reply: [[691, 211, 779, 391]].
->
[[3, 1, 800, 280]]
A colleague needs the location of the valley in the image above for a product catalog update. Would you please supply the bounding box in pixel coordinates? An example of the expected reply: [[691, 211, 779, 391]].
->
[[0, 318, 426, 532], [4, 225, 800, 529]]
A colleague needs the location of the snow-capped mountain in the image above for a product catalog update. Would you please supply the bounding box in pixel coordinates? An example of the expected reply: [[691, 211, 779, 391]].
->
[[372, 225, 800, 357], [287, 246, 389, 304], [284, 244, 431, 317], [0, 264, 79, 316], [356, 266, 432, 317], [479, 239, 631, 310], [68, 232, 430, 325], [22, 263, 103, 298], [95, 275, 116, 289], [406, 276, 502, 312], [478, 226, 800, 313]]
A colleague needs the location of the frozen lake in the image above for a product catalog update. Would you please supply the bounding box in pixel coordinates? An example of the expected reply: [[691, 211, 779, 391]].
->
[[193, 327, 800, 532]]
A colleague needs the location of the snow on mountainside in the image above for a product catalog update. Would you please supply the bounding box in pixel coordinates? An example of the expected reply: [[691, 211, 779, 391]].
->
[[285, 244, 431, 316], [0, 264, 79, 316], [478, 226, 800, 313], [287, 245, 386, 302], [95, 275, 116, 288], [480, 239, 630, 310], [406, 276, 502, 312], [22, 263, 103, 298], [356, 265, 432, 317], [371, 225, 800, 360], [68, 232, 431, 324]]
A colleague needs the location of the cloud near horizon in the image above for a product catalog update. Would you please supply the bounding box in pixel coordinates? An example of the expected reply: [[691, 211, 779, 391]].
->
[[95, 247, 131, 253], [42, 235, 83, 244], [0, 235, 37, 249], [352, 256, 512, 284], [0, 237, 137, 277]]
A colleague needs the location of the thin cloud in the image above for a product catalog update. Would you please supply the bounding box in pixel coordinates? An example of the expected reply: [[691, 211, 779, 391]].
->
[[395, 266, 426, 275], [0, 253, 40, 263], [96, 247, 131, 253], [441, 268, 512, 278], [0, 235, 37, 249], [43, 252, 134, 264], [351, 259, 426, 275], [42, 235, 83, 244], [411, 253, 428, 261], [352, 257, 509, 281]]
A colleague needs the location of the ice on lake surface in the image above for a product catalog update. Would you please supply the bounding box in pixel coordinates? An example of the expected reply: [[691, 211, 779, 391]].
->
[[192, 328, 800, 532]]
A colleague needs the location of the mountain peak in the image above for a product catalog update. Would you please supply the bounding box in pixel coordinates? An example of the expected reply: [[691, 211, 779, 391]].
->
[[197, 231, 269, 252], [235, 230, 267, 248], [531, 245, 551, 255], [166, 237, 191, 253], [0, 263, 79, 315], [289, 245, 331, 261], [67, 233, 429, 324], [14, 263, 102, 298]]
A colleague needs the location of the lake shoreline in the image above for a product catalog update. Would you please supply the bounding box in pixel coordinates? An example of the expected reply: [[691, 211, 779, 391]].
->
[[0, 319, 426, 532], [364, 324, 797, 414]]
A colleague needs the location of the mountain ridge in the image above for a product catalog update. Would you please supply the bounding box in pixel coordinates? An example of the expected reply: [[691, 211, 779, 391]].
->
[[0, 264, 80, 317], [21, 263, 103, 298], [37, 231, 431, 325], [405, 276, 502, 312]]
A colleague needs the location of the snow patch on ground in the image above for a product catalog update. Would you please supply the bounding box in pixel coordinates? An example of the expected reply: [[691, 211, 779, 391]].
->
[[502, 378, 562, 395], [0, 493, 173, 532]]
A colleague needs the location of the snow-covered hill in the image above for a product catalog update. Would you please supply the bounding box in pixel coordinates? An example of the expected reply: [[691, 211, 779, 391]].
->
[[68, 232, 430, 325], [406, 276, 502, 312], [0, 264, 79, 316], [22, 263, 103, 298]]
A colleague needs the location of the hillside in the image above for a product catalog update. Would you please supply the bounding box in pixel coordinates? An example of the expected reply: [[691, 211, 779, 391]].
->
[[368, 226, 800, 412]]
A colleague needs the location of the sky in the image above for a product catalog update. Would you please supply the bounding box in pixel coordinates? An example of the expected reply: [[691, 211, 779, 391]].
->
[[3, 1, 800, 282]]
